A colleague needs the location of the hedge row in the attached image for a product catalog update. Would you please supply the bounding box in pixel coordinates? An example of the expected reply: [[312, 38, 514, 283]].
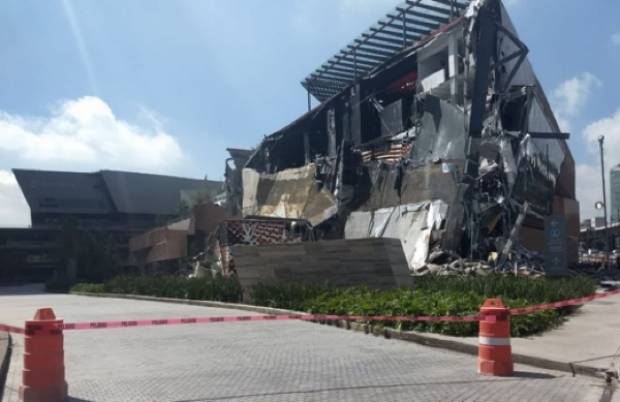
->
[[72, 275, 242, 303], [412, 275, 597, 302], [72, 274, 597, 337], [248, 275, 597, 337], [253, 285, 562, 337]]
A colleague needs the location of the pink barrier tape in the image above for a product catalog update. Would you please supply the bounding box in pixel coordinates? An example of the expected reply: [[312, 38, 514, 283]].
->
[[3, 288, 618, 335], [56, 312, 481, 332], [509, 288, 620, 316], [0, 323, 25, 335]]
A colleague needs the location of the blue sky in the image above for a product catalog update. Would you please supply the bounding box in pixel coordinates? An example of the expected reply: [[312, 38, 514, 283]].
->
[[0, 0, 619, 226]]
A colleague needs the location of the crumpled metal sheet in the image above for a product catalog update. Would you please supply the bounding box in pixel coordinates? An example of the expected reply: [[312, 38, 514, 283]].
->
[[500, 137, 517, 192], [427, 199, 448, 231], [242, 164, 338, 226], [409, 95, 467, 165], [345, 200, 448, 271]]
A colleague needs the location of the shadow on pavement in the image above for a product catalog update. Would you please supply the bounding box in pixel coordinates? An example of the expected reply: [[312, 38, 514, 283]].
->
[[0, 284, 46, 296], [511, 370, 556, 379], [171, 377, 547, 402]]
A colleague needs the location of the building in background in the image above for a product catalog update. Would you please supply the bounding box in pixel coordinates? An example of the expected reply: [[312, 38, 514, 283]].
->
[[0, 169, 222, 283], [611, 165, 620, 223]]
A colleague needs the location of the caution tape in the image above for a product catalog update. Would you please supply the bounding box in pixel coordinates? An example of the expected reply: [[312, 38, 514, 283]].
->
[[1, 313, 480, 335], [509, 288, 620, 315], [58, 312, 480, 332], [2, 288, 619, 335], [0, 323, 25, 335]]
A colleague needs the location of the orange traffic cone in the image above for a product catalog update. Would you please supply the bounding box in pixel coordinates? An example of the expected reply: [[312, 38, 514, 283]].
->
[[478, 298, 513, 376], [19, 308, 68, 402]]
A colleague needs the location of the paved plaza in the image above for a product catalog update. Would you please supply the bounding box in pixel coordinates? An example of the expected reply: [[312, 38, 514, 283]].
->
[[0, 286, 608, 402]]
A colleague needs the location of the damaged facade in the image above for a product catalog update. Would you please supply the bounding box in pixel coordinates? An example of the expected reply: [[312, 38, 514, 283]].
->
[[229, 0, 578, 276]]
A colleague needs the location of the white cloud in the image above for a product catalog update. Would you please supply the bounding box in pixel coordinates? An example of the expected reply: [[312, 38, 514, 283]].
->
[[552, 72, 601, 132], [0, 96, 187, 227], [576, 109, 620, 220], [583, 109, 620, 161], [612, 32, 620, 46], [0, 96, 185, 171], [0, 170, 30, 228], [576, 164, 603, 222]]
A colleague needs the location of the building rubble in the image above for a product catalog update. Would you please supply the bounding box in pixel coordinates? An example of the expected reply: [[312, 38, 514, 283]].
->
[[202, 0, 579, 280]]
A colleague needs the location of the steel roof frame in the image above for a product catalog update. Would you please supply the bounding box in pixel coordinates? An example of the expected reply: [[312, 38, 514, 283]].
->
[[302, 0, 471, 102]]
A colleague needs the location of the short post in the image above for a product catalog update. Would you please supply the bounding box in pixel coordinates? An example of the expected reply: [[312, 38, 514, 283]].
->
[[478, 298, 513, 376], [20, 308, 68, 402]]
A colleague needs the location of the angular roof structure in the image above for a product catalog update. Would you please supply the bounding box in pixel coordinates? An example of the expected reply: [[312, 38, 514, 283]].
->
[[99, 170, 221, 215], [302, 0, 472, 102], [13, 169, 222, 217]]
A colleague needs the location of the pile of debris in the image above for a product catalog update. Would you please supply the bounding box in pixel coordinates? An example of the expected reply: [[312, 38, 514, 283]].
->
[[415, 247, 545, 277]]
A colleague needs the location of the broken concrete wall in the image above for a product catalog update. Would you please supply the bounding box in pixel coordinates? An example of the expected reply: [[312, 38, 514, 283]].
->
[[242, 164, 338, 226], [128, 221, 189, 267], [345, 200, 448, 271], [189, 202, 227, 235]]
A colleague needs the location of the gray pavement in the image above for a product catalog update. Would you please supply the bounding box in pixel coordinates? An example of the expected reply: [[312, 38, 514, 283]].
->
[[0, 286, 609, 402], [418, 291, 620, 372]]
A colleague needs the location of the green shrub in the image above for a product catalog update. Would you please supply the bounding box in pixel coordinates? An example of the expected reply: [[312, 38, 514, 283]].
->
[[71, 274, 242, 303], [247, 275, 597, 337], [249, 282, 329, 310], [413, 275, 597, 302], [508, 299, 563, 337], [71, 283, 105, 293], [71, 273, 597, 337]]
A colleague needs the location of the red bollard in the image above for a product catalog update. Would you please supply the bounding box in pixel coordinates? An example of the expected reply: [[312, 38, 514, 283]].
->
[[19, 308, 68, 402], [478, 298, 513, 376]]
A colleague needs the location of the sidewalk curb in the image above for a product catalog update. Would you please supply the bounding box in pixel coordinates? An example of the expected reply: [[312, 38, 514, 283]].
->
[[70, 291, 300, 315], [70, 291, 604, 379], [0, 332, 12, 402]]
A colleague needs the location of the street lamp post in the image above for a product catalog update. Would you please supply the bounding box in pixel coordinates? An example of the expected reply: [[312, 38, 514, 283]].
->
[[598, 136, 610, 269]]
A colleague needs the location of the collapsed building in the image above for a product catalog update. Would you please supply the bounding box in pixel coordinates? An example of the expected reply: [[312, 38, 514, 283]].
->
[[206, 0, 580, 286]]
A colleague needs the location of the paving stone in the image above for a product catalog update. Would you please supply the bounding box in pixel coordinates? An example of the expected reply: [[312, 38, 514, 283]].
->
[[0, 288, 607, 402]]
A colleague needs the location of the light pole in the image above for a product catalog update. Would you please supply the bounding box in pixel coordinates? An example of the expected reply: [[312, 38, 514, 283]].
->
[[598, 136, 609, 269]]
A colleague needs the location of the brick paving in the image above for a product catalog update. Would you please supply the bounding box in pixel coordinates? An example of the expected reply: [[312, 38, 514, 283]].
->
[[1, 287, 607, 402]]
